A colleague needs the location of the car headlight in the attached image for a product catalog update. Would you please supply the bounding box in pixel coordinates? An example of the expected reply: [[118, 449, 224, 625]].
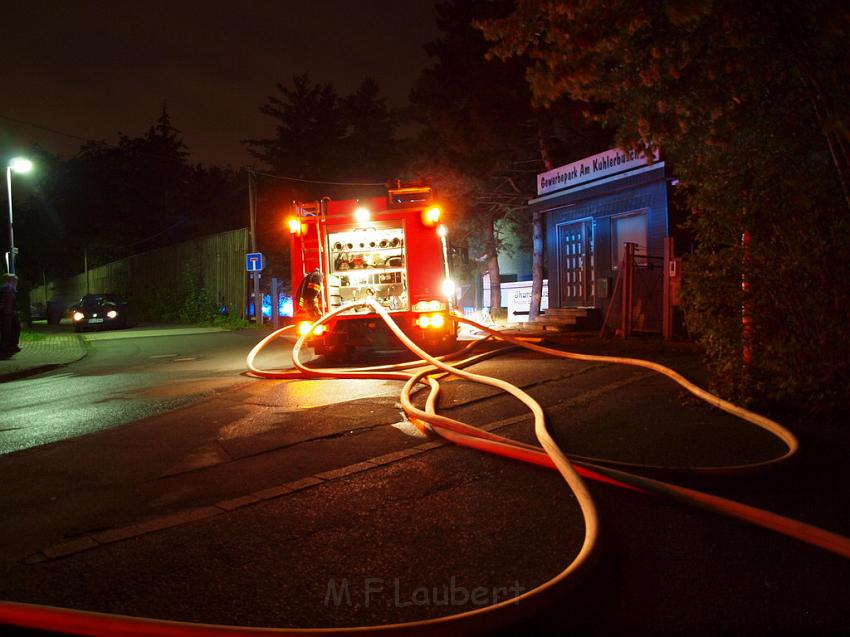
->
[[106, 310, 118, 319], [73, 311, 84, 322]]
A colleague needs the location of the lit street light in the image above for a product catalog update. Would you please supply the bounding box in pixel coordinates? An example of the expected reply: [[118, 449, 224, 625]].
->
[[5, 156, 33, 274]]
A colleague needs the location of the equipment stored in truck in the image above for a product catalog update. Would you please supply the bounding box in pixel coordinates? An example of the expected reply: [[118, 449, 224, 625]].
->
[[287, 183, 456, 360]]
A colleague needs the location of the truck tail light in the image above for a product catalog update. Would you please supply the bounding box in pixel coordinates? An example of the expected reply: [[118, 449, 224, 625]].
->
[[297, 321, 326, 336], [416, 313, 446, 329]]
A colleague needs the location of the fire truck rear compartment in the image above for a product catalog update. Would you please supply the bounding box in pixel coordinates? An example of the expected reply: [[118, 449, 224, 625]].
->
[[311, 314, 455, 357], [327, 224, 408, 313]]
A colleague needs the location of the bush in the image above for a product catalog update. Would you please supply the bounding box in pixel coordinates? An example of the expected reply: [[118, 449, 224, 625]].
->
[[137, 260, 220, 325], [679, 106, 850, 417], [209, 314, 254, 330], [178, 277, 217, 324]]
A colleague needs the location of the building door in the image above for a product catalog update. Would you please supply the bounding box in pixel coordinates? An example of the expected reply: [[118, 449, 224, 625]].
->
[[557, 220, 592, 306]]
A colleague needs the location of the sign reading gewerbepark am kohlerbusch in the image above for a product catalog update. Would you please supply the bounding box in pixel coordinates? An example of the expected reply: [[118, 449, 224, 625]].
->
[[537, 147, 650, 196]]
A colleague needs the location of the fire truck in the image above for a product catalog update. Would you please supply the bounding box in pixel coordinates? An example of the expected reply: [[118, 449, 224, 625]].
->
[[286, 183, 457, 360]]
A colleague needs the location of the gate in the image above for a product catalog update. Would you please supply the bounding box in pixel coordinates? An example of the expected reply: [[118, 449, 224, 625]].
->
[[600, 241, 671, 338]]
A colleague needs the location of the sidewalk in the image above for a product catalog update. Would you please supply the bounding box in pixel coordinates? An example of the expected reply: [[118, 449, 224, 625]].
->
[[0, 322, 231, 382], [0, 330, 87, 382]]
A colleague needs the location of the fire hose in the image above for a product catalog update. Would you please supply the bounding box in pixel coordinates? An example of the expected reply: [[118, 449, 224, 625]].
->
[[1, 299, 848, 636]]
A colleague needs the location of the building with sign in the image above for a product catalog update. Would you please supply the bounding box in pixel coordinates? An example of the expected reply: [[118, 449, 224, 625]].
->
[[528, 147, 676, 333]]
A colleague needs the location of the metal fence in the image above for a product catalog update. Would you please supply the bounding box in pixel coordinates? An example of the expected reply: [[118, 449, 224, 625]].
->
[[30, 228, 249, 321], [600, 239, 681, 338]]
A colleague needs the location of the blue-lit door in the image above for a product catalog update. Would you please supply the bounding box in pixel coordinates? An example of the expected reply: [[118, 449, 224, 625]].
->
[[558, 221, 592, 306]]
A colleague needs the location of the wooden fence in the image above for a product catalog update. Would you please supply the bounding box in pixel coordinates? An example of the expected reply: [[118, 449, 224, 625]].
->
[[30, 228, 249, 321]]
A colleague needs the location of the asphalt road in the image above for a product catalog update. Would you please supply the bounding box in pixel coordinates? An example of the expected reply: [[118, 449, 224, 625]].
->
[[0, 334, 848, 635], [0, 326, 401, 455]]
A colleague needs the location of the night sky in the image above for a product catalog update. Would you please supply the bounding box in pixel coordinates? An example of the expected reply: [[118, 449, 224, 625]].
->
[[0, 0, 440, 167]]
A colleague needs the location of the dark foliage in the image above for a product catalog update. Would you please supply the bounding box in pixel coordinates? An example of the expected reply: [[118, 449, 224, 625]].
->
[[407, 0, 610, 309], [243, 73, 398, 183], [11, 105, 246, 282]]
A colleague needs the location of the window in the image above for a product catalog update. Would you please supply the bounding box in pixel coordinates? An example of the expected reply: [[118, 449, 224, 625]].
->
[[611, 211, 648, 268]]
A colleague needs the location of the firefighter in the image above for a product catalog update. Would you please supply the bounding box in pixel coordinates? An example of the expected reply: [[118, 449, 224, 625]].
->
[[295, 268, 323, 320]]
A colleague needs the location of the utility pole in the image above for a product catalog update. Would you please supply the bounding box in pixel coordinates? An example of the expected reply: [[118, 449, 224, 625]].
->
[[5, 165, 16, 274], [248, 167, 261, 323]]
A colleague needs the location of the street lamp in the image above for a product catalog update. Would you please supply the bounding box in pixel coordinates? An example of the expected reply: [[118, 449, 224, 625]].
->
[[5, 156, 33, 274]]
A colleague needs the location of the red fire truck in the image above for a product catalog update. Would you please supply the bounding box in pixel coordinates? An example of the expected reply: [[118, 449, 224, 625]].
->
[[286, 183, 457, 359]]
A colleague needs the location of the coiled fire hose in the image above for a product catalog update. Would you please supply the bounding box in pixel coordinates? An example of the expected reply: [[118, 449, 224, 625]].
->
[[1, 299, 848, 637]]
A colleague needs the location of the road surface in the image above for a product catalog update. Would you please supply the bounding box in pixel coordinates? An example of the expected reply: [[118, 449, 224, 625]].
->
[[0, 325, 414, 455]]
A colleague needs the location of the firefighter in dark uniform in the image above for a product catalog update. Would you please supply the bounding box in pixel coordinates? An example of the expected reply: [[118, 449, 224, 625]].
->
[[295, 268, 323, 320]]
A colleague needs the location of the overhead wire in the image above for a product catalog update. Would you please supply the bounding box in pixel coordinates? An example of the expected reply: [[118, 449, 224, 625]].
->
[[251, 170, 387, 188]]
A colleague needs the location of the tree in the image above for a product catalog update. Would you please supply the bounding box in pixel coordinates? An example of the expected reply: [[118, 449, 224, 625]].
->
[[182, 164, 246, 237], [409, 0, 610, 315], [243, 73, 346, 179], [14, 106, 244, 282], [115, 103, 193, 247], [481, 1, 849, 194], [245, 73, 403, 186], [338, 77, 399, 181], [407, 0, 541, 311], [480, 0, 850, 413]]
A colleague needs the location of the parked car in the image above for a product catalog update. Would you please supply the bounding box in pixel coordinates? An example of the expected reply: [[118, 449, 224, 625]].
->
[[71, 293, 129, 332]]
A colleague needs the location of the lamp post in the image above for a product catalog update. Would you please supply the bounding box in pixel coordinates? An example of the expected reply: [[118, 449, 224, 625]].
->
[[5, 157, 33, 274]]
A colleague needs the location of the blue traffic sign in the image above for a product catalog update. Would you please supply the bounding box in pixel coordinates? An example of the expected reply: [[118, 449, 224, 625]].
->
[[246, 252, 264, 272]]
